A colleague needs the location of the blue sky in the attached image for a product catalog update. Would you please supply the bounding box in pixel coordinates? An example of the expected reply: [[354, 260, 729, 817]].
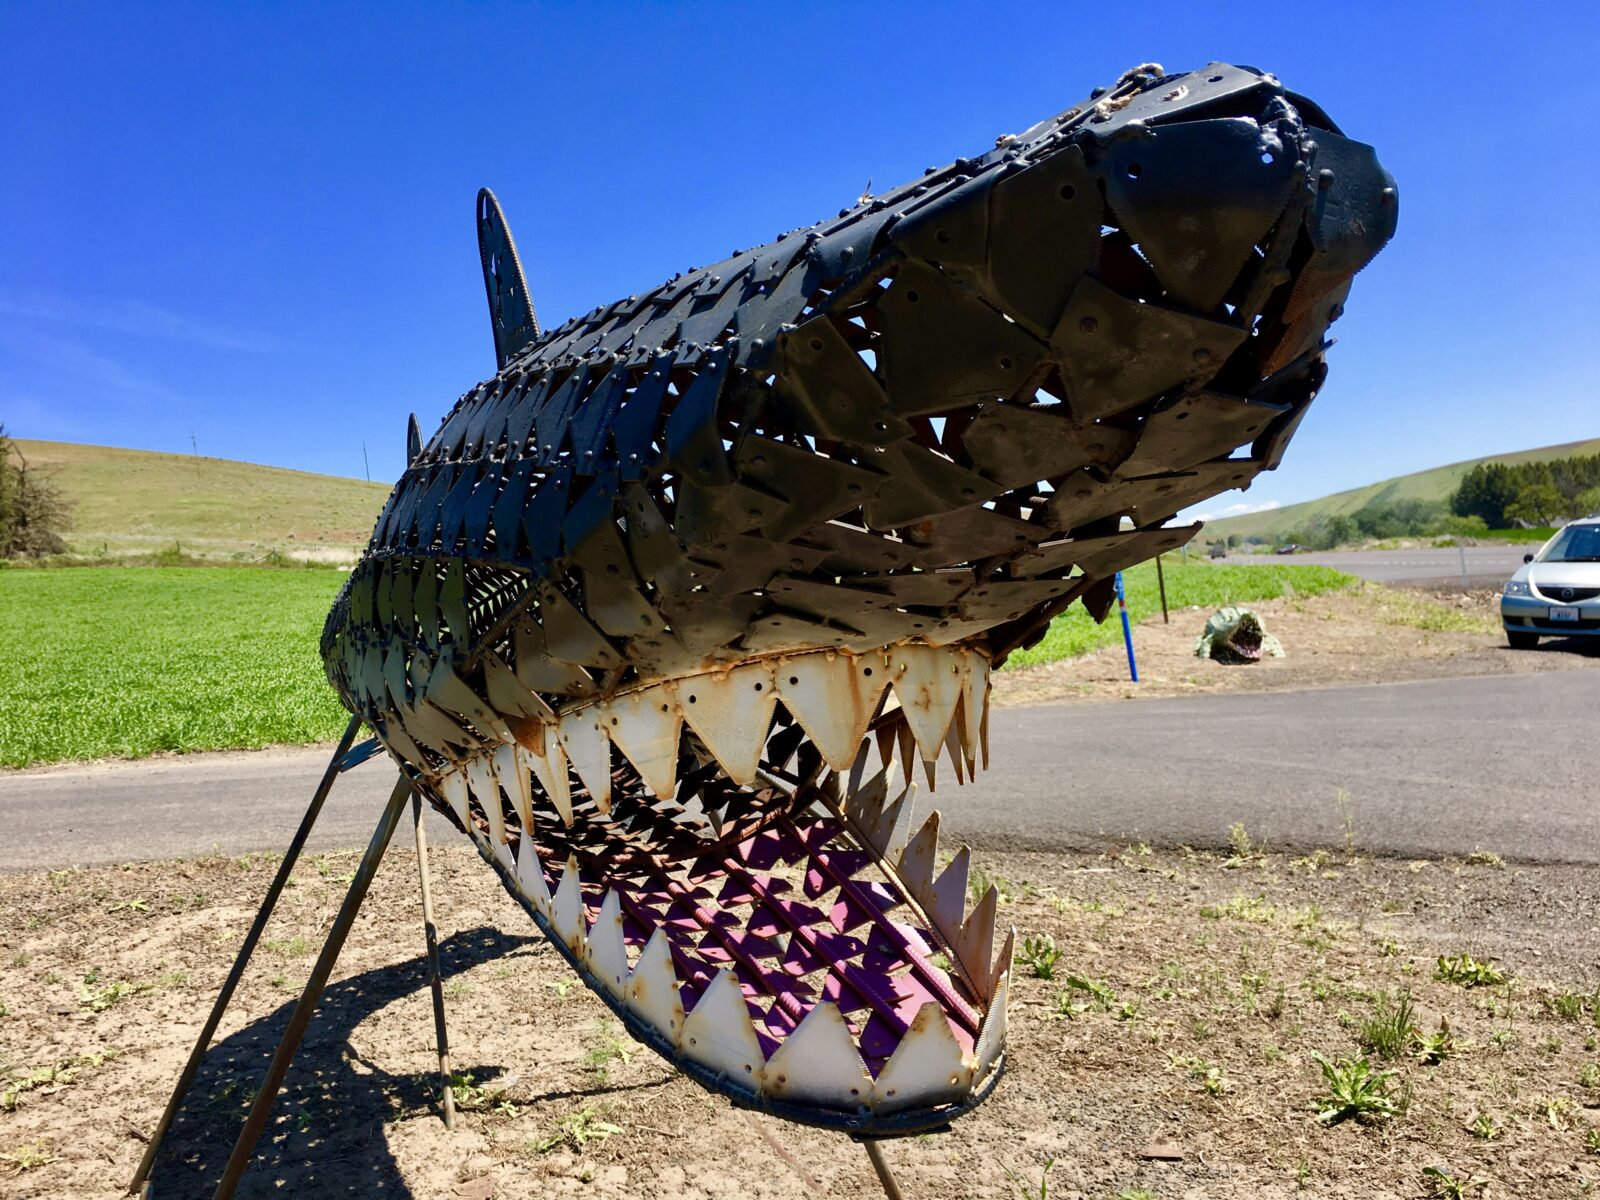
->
[[3, 1, 1596, 518]]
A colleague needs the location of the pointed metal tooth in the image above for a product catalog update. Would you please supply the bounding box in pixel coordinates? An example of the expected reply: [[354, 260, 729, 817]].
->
[[680, 969, 766, 1081], [551, 854, 586, 951], [762, 1001, 872, 1110], [585, 889, 629, 998], [678, 662, 777, 787], [465, 756, 505, 845], [425, 658, 514, 742], [776, 652, 889, 771], [989, 926, 1016, 1002], [482, 650, 556, 722], [491, 837, 515, 875], [515, 837, 552, 916], [942, 713, 966, 787], [437, 770, 471, 832], [625, 927, 685, 1045], [957, 885, 999, 998], [980, 692, 990, 772], [526, 733, 574, 826], [870, 782, 916, 862], [843, 767, 889, 831], [964, 655, 988, 776], [605, 684, 681, 800], [929, 846, 970, 937], [493, 742, 534, 836], [974, 962, 1010, 1078], [890, 645, 965, 766], [899, 810, 941, 900], [870, 1002, 972, 1113], [558, 709, 612, 813]]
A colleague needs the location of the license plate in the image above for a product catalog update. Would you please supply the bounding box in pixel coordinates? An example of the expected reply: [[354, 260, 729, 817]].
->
[[1549, 605, 1580, 621]]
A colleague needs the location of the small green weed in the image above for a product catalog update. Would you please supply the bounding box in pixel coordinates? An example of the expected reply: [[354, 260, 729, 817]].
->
[[1, 1141, 55, 1174], [531, 1103, 623, 1154], [78, 980, 151, 1012], [1200, 893, 1275, 923], [1002, 1155, 1056, 1199], [1020, 934, 1065, 980], [1421, 1166, 1488, 1198], [1310, 1051, 1398, 1123], [1416, 1018, 1457, 1065], [1435, 954, 1505, 987], [1359, 991, 1420, 1060]]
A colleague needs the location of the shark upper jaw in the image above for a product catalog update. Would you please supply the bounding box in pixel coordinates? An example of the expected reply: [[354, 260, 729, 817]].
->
[[404, 639, 1012, 1133]]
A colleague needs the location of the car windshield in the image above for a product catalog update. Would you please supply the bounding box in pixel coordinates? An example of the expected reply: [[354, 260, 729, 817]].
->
[[1536, 524, 1600, 563]]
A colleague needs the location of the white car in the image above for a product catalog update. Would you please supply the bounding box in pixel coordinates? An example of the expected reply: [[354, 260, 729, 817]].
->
[[1500, 516, 1600, 648]]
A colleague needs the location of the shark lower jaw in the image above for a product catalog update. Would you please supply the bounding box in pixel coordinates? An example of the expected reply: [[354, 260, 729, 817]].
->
[[410, 640, 1012, 1133]]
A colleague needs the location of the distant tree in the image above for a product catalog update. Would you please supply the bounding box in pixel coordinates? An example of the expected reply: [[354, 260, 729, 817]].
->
[[1575, 485, 1600, 518], [0, 426, 73, 558], [1504, 481, 1564, 527], [1451, 462, 1519, 528]]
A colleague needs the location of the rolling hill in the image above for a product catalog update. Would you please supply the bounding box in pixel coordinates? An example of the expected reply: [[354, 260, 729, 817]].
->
[[1204, 437, 1600, 543], [13, 439, 390, 562]]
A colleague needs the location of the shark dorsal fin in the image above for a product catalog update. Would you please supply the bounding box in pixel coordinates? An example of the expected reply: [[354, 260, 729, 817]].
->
[[476, 188, 539, 370]]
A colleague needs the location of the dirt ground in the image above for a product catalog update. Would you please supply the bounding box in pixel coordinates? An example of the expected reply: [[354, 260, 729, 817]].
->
[[4, 837, 1600, 1199], [995, 584, 1600, 707]]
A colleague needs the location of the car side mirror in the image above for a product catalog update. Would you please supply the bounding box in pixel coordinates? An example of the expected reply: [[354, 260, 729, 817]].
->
[[1524, 554, 1534, 564]]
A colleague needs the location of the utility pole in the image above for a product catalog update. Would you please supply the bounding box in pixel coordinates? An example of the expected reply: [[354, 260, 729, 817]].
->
[[362, 442, 371, 482], [190, 432, 198, 457]]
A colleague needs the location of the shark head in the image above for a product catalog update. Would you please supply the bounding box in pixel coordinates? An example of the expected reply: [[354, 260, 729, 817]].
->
[[321, 61, 1395, 1133]]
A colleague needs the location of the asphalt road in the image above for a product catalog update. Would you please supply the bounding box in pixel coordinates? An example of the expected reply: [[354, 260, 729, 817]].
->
[[4, 670, 1595, 870], [1216, 545, 1531, 586]]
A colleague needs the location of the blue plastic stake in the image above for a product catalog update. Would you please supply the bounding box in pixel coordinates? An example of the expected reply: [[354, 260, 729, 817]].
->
[[1114, 570, 1138, 682]]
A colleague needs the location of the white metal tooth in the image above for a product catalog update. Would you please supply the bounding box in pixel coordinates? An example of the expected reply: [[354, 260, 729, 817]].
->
[[605, 684, 681, 800], [525, 733, 574, 827], [466, 755, 506, 846], [870, 1002, 973, 1114], [964, 655, 989, 776], [942, 713, 966, 787], [844, 767, 889, 831], [776, 652, 889, 771], [680, 969, 766, 1081], [515, 837, 552, 917], [678, 661, 777, 788], [898, 810, 941, 900], [625, 928, 685, 1046], [551, 854, 586, 952], [761, 1001, 872, 1110], [974, 964, 1010, 1078], [989, 926, 1016, 1003], [890, 645, 966, 768], [425, 658, 514, 742], [558, 709, 612, 813], [929, 846, 970, 937], [585, 889, 629, 999], [957, 885, 999, 998], [482, 650, 556, 722], [437, 770, 471, 832], [493, 742, 534, 837], [870, 783, 916, 862]]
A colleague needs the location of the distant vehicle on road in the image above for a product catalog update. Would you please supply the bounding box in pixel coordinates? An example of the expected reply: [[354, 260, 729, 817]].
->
[[1274, 544, 1302, 555], [1209, 542, 1227, 559], [1500, 516, 1600, 648]]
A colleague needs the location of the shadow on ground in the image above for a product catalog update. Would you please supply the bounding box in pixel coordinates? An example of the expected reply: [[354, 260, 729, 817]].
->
[[148, 925, 536, 1199]]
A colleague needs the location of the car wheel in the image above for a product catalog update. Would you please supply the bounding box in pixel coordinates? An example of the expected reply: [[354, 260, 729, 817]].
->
[[1506, 630, 1540, 650]]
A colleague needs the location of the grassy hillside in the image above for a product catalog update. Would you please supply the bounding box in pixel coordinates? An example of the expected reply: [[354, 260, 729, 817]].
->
[[1206, 437, 1600, 544], [14, 439, 389, 562]]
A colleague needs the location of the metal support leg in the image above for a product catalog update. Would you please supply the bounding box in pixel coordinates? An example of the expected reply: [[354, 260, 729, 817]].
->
[[211, 774, 413, 1200], [128, 716, 362, 1195], [412, 791, 457, 1130], [863, 1139, 906, 1200]]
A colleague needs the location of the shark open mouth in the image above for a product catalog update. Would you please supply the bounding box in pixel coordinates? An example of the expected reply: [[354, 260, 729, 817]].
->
[[322, 61, 1395, 1140], [423, 642, 1006, 1132]]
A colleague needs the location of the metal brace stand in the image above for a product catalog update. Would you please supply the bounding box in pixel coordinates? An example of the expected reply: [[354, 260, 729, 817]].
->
[[128, 721, 456, 1199], [863, 1139, 907, 1200]]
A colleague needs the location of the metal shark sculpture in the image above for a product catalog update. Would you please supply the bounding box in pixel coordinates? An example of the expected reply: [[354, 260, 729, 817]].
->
[[322, 62, 1395, 1136]]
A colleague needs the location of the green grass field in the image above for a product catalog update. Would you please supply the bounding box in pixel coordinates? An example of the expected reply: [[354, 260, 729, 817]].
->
[[14, 439, 389, 562], [0, 560, 1354, 768], [1002, 559, 1356, 669], [1205, 437, 1600, 544], [0, 568, 351, 768]]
